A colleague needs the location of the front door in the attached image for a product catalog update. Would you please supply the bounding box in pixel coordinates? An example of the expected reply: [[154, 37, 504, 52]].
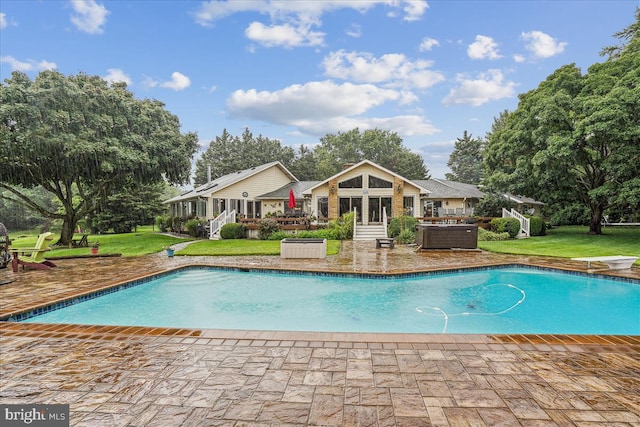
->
[[339, 197, 363, 222], [368, 197, 392, 223]]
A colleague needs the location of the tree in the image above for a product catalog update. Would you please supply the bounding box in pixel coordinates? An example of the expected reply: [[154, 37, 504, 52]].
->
[[314, 128, 429, 179], [194, 128, 295, 186], [288, 145, 321, 181], [0, 71, 198, 244], [445, 131, 484, 184], [483, 10, 640, 234], [88, 181, 167, 234]]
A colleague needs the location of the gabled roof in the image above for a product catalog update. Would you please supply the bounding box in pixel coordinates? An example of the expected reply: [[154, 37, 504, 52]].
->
[[412, 179, 485, 199], [255, 181, 320, 200], [164, 161, 297, 203], [504, 193, 545, 205], [302, 159, 430, 195]]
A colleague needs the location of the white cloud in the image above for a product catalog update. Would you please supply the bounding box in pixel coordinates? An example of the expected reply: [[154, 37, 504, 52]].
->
[[346, 23, 362, 38], [194, 1, 427, 26], [521, 30, 567, 58], [160, 72, 191, 91], [0, 13, 7, 29], [442, 69, 517, 106], [401, 0, 428, 22], [245, 20, 325, 48], [70, 0, 109, 35], [513, 54, 526, 63], [419, 37, 439, 51], [467, 35, 501, 60], [226, 80, 439, 137], [104, 68, 131, 85], [0, 56, 56, 72], [322, 50, 445, 90]]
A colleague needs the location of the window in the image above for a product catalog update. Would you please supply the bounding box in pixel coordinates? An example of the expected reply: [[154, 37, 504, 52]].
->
[[368, 175, 392, 188], [338, 175, 362, 188], [197, 199, 207, 217], [317, 197, 328, 218], [403, 196, 414, 216]]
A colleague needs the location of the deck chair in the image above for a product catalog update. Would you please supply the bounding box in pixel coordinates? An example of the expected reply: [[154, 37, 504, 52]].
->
[[71, 234, 89, 248], [11, 232, 57, 272]]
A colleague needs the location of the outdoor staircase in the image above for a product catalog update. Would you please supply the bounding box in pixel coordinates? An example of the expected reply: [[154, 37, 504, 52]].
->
[[353, 224, 387, 241], [502, 208, 530, 238]]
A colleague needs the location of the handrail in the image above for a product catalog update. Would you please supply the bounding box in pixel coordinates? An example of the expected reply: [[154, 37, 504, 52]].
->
[[209, 209, 236, 239], [502, 208, 530, 237], [382, 206, 388, 238], [353, 207, 357, 240]]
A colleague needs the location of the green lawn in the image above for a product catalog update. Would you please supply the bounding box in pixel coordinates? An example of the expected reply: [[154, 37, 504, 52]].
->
[[9, 225, 638, 263], [478, 225, 640, 263], [8, 227, 340, 257], [9, 227, 190, 258], [178, 239, 341, 256]]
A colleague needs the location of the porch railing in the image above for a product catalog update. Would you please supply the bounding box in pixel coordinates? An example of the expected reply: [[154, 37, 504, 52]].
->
[[209, 209, 236, 239], [382, 206, 388, 238], [502, 208, 530, 237]]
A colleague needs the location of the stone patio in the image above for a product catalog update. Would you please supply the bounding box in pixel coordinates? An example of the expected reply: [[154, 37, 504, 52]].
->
[[1, 241, 639, 426]]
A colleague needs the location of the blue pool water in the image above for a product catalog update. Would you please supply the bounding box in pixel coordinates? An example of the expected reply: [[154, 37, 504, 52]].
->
[[23, 267, 640, 334]]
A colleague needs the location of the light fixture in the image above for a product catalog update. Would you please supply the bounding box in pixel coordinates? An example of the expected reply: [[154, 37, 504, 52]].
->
[[396, 184, 402, 193], [330, 185, 336, 194]]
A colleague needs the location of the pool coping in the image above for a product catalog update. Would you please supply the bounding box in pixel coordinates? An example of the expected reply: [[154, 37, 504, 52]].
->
[[2, 262, 638, 347]]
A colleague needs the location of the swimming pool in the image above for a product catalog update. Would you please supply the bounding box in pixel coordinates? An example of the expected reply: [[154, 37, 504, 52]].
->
[[22, 266, 640, 335]]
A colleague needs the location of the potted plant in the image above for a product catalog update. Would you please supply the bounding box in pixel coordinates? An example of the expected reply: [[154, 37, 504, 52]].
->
[[90, 241, 100, 255], [163, 245, 175, 257]]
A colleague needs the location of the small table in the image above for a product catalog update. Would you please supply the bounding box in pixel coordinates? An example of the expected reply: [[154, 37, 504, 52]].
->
[[376, 238, 395, 249]]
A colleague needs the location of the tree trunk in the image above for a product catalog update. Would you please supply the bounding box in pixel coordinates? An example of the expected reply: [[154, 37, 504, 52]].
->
[[59, 214, 78, 246], [588, 204, 603, 235]]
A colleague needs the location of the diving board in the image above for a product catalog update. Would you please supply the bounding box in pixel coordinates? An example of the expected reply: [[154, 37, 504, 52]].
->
[[571, 256, 638, 270]]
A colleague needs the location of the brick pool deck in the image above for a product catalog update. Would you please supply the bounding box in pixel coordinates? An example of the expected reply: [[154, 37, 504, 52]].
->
[[1, 241, 639, 426]]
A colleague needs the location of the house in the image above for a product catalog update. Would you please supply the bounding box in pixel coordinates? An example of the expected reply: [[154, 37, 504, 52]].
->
[[301, 160, 430, 225], [164, 159, 542, 237], [503, 193, 545, 216], [164, 161, 297, 221], [412, 178, 485, 217]]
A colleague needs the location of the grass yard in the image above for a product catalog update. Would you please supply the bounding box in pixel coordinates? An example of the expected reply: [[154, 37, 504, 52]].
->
[[8, 226, 340, 257], [9, 226, 189, 258], [178, 239, 341, 256], [8, 225, 639, 263], [478, 225, 640, 264]]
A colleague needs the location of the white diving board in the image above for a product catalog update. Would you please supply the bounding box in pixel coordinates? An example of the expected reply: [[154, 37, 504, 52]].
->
[[571, 256, 638, 270]]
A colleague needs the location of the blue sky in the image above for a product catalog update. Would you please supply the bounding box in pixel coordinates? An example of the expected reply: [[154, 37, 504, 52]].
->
[[1, 1, 637, 180]]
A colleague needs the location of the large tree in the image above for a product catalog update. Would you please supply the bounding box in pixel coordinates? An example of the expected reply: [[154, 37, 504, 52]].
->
[[445, 130, 484, 184], [194, 128, 295, 186], [484, 10, 640, 234], [314, 128, 429, 179], [0, 71, 198, 244]]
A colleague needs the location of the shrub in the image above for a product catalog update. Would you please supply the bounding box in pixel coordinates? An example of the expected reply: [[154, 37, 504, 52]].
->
[[266, 231, 291, 241], [257, 217, 280, 240], [478, 227, 511, 241], [550, 204, 589, 226], [489, 217, 521, 238], [220, 223, 246, 239], [388, 216, 418, 238], [296, 229, 340, 240], [327, 211, 354, 240], [185, 219, 202, 237], [528, 216, 546, 236], [396, 228, 416, 244]]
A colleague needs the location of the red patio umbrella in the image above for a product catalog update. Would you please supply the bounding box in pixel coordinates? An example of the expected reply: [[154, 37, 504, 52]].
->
[[288, 188, 297, 210]]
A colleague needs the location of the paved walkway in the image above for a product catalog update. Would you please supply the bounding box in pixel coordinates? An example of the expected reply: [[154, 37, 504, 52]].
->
[[1, 242, 639, 426]]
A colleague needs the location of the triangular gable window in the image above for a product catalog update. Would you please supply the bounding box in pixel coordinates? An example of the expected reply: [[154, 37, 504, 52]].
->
[[338, 175, 363, 188], [368, 175, 393, 188]]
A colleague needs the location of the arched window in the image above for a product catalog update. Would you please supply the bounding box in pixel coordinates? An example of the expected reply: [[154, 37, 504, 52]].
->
[[368, 175, 393, 188], [338, 175, 362, 188]]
